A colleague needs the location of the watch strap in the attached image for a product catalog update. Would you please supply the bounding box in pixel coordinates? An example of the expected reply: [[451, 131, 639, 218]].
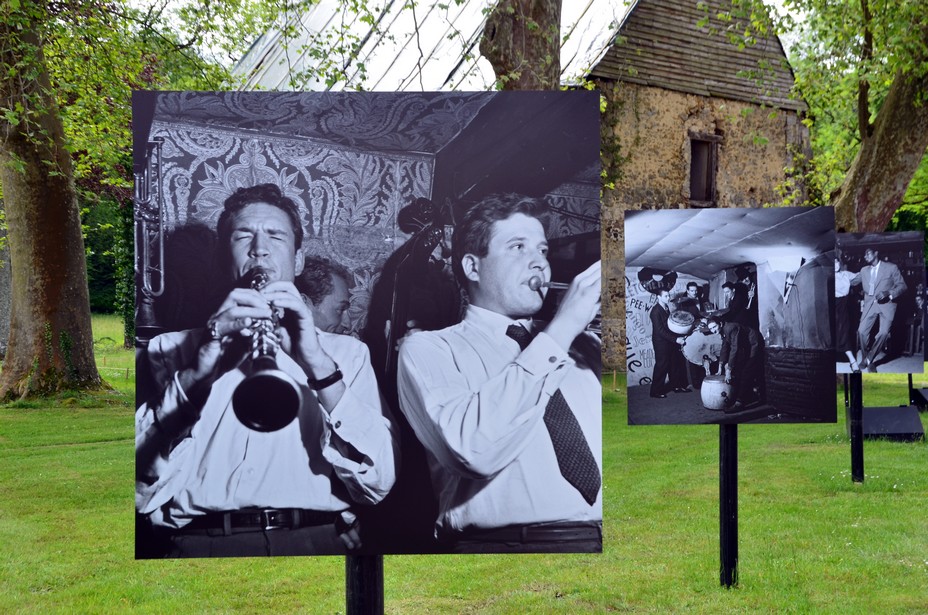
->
[[308, 366, 343, 390]]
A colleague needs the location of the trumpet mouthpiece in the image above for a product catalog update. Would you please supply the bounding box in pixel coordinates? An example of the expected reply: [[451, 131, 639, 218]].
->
[[528, 276, 569, 291]]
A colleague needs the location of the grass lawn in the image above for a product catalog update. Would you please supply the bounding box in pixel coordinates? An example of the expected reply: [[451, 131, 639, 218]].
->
[[0, 314, 926, 612]]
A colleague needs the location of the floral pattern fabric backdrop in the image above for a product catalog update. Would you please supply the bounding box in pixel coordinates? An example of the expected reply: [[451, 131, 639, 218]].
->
[[148, 123, 432, 335], [139, 92, 600, 337]]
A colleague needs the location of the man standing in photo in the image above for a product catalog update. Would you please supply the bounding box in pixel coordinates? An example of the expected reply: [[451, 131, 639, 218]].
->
[[852, 247, 907, 372], [706, 317, 765, 410], [650, 289, 690, 397], [397, 193, 602, 553]]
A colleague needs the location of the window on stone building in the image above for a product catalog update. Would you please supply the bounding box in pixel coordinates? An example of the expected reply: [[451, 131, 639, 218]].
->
[[689, 136, 720, 207]]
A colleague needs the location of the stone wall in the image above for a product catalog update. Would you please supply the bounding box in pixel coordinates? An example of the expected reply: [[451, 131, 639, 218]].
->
[[599, 79, 808, 370]]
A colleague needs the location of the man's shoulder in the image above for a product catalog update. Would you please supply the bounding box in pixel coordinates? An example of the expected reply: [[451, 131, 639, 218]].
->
[[408, 321, 466, 344], [316, 330, 371, 360], [144, 329, 203, 374], [400, 321, 469, 358]]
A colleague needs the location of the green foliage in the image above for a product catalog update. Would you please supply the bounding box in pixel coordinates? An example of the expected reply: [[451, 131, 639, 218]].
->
[[785, 0, 928, 206], [82, 196, 120, 312], [886, 202, 928, 268], [113, 199, 134, 346], [2, 0, 287, 339]]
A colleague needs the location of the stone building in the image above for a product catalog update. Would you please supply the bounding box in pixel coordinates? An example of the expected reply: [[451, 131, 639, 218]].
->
[[589, 0, 809, 367], [231, 0, 808, 369]]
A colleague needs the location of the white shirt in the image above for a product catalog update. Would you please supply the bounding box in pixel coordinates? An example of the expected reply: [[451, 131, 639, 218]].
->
[[397, 305, 602, 534], [136, 328, 398, 529], [869, 262, 880, 295], [835, 269, 855, 298]]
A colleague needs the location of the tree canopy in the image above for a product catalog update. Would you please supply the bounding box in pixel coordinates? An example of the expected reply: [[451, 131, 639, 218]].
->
[[0, 0, 278, 395], [783, 0, 928, 231]]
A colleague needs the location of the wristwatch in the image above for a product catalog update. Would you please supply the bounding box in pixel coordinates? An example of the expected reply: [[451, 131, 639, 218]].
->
[[308, 366, 343, 390]]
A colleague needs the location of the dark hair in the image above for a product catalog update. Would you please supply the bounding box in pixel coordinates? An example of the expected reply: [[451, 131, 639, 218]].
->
[[216, 183, 304, 251], [451, 193, 550, 288], [721, 282, 737, 292], [296, 256, 350, 305], [686, 282, 698, 291], [706, 316, 721, 328]]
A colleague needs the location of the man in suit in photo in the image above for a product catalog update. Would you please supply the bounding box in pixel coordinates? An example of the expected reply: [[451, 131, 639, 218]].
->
[[649, 289, 690, 397], [852, 247, 907, 372]]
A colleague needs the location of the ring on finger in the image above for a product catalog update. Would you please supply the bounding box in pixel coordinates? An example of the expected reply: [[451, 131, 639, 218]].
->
[[208, 319, 222, 341]]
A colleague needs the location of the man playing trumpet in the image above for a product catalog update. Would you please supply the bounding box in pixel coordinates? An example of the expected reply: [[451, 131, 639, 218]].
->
[[135, 183, 397, 557], [397, 193, 602, 553]]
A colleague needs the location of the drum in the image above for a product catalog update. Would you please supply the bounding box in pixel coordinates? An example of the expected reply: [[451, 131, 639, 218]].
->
[[667, 310, 695, 335], [701, 375, 732, 410], [682, 331, 722, 365]]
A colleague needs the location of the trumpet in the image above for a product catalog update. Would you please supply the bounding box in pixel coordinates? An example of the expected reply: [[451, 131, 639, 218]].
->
[[528, 278, 569, 291], [231, 268, 304, 432], [528, 276, 601, 335]]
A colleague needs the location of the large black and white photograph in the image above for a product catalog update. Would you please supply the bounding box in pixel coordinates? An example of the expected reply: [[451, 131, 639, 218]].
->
[[834, 232, 925, 374], [625, 206, 837, 425], [133, 91, 602, 557]]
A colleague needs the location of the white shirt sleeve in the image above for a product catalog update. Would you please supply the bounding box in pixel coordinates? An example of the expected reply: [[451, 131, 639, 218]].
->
[[397, 329, 572, 480]]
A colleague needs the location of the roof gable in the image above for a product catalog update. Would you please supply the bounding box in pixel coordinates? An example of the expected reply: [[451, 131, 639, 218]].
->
[[591, 0, 805, 111]]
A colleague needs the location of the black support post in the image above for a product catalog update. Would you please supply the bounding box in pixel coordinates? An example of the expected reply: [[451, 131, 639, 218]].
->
[[719, 424, 738, 588], [346, 554, 384, 615], [848, 373, 864, 483]]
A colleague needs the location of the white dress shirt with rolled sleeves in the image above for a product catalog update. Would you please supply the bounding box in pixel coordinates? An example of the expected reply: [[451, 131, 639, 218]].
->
[[397, 305, 602, 534], [136, 328, 398, 529]]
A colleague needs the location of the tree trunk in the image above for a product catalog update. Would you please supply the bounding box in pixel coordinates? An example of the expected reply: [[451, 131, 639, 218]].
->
[[0, 19, 102, 398], [480, 0, 562, 90], [834, 66, 928, 232]]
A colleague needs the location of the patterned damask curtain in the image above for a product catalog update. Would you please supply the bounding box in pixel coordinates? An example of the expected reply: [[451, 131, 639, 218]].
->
[[148, 124, 433, 335]]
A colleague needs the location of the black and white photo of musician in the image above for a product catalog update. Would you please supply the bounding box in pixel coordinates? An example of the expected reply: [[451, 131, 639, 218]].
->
[[625, 206, 836, 425], [133, 90, 602, 556], [396, 193, 603, 553], [135, 184, 398, 558]]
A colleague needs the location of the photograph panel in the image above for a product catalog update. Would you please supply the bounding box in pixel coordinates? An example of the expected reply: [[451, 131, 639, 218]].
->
[[625, 206, 837, 425], [835, 232, 925, 374], [134, 91, 603, 557]]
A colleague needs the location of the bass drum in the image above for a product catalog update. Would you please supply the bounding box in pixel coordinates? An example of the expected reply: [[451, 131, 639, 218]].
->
[[701, 375, 733, 410], [682, 330, 722, 365]]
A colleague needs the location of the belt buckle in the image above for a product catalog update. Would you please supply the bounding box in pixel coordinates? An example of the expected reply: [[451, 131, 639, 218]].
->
[[261, 509, 289, 530]]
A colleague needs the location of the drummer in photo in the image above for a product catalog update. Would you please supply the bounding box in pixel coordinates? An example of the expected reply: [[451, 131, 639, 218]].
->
[[705, 316, 765, 410], [674, 282, 704, 318], [649, 289, 691, 398]]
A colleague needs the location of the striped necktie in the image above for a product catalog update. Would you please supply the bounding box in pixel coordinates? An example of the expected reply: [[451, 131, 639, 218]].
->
[[506, 324, 601, 505]]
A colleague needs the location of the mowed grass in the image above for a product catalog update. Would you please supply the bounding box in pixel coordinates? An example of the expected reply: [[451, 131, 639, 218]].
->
[[1, 316, 926, 612]]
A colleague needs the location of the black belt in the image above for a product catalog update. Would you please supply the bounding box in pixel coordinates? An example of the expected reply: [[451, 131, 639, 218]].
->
[[439, 520, 602, 544], [183, 508, 338, 533]]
